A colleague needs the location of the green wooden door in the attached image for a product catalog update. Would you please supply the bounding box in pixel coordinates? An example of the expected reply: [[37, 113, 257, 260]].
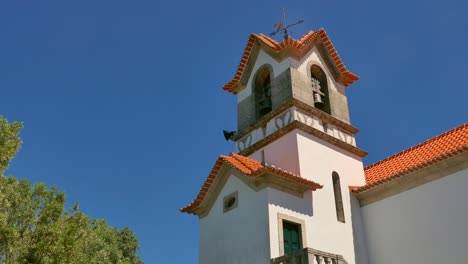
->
[[283, 221, 301, 255]]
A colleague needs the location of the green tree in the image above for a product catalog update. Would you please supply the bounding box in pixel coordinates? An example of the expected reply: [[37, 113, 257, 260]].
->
[[0, 116, 143, 264], [0, 117, 22, 176]]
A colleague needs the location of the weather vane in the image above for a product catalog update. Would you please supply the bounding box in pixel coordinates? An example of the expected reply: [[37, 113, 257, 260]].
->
[[270, 8, 304, 40]]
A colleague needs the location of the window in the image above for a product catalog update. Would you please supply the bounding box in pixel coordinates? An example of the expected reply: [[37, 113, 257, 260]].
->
[[332, 172, 345, 222], [254, 67, 272, 119], [310, 65, 331, 114], [223, 191, 238, 213]]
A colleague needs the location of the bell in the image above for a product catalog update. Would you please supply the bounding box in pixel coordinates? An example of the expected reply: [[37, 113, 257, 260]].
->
[[258, 98, 272, 116], [314, 93, 324, 107], [259, 98, 272, 108]]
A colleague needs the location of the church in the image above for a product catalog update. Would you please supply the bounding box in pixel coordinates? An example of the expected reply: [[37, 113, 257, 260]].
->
[[180, 27, 468, 264]]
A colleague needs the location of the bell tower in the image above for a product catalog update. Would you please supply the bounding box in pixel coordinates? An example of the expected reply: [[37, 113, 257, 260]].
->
[[182, 29, 368, 264], [231, 32, 356, 131], [225, 30, 366, 169]]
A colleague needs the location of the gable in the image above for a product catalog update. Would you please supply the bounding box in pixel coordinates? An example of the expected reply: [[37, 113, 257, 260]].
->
[[223, 29, 359, 95], [198, 169, 261, 218], [237, 49, 290, 102], [180, 153, 322, 216]]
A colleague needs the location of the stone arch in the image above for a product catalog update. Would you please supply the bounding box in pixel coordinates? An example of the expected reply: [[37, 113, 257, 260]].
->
[[253, 64, 273, 119], [310, 64, 331, 114]]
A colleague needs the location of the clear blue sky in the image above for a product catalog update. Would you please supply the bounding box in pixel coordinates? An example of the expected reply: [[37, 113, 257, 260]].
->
[[1, 0, 466, 263]]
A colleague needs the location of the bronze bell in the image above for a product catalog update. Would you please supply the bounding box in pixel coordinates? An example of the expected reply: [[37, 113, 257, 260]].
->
[[314, 93, 324, 107], [259, 97, 272, 116]]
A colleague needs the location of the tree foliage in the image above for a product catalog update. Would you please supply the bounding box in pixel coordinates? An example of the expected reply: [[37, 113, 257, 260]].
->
[[0, 117, 22, 176], [0, 116, 143, 263]]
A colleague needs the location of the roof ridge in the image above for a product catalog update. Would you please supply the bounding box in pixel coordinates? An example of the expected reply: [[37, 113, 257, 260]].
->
[[229, 152, 264, 173], [365, 123, 468, 170], [256, 34, 280, 47], [222, 29, 359, 93], [297, 30, 316, 43], [264, 162, 302, 178], [181, 153, 322, 214], [297, 30, 318, 46], [220, 154, 252, 174], [355, 145, 468, 193]]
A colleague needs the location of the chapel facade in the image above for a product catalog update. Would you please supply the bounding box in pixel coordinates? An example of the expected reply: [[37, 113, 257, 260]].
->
[[180, 29, 468, 264]]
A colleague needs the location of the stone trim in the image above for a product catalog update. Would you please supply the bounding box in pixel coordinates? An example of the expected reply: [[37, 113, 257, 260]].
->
[[197, 170, 316, 218], [195, 164, 233, 218], [223, 191, 239, 213], [356, 151, 468, 206], [316, 41, 341, 82], [238, 119, 367, 158], [232, 98, 359, 142], [277, 213, 308, 256], [182, 153, 323, 218], [223, 29, 359, 94], [271, 247, 349, 264]]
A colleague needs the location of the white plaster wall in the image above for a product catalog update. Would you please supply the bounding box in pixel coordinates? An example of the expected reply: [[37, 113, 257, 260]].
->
[[296, 129, 365, 186], [199, 174, 270, 264], [237, 49, 291, 102], [293, 108, 356, 146], [295, 130, 365, 263], [361, 168, 468, 264], [250, 129, 365, 263], [350, 195, 369, 264], [267, 188, 314, 258], [267, 187, 362, 264], [250, 132, 301, 176], [248, 150, 263, 164]]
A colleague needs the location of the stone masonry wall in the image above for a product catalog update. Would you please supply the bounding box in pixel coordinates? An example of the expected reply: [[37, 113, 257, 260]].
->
[[237, 67, 351, 131]]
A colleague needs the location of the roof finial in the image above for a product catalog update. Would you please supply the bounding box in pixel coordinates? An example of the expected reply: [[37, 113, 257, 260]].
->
[[270, 8, 304, 41]]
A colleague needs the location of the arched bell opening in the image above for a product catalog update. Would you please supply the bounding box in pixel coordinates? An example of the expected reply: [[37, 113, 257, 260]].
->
[[254, 67, 273, 119], [310, 65, 331, 115]]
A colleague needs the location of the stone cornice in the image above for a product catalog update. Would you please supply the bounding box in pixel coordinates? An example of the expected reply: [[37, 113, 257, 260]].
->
[[238, 119, 367, 158], [180, 153, 322, 217], [197, 169, 320, 219], [223, 29, 360, 94], [232, 98, 359, 142]]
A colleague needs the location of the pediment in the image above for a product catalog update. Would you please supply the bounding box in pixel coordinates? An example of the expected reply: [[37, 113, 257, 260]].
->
[[180, 153, 322, 217], [222, 29, 359, 94]]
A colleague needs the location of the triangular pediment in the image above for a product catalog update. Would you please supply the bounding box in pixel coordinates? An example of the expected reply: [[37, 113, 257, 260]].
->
[[180, 153, 322, 217], [222, 29, 359, 94]]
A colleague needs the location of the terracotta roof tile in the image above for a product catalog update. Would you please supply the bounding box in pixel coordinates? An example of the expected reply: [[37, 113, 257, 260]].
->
[[223, 29, 359, 94], [181, 153, 322, 214], [354, 123, 468, 193]]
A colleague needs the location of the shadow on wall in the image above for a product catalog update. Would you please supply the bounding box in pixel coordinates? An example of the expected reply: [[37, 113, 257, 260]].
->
[[268, 189, 314, 217]]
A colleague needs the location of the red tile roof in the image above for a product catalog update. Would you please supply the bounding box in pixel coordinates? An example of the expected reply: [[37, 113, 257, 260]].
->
[[180, 153, 322, 214], [354, 123, 468, 193], [222, 29, 359, 94]]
